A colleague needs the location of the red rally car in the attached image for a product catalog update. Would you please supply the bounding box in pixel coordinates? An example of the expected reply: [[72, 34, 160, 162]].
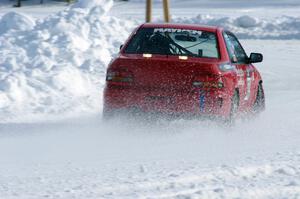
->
[[103, 23, 265, 121]]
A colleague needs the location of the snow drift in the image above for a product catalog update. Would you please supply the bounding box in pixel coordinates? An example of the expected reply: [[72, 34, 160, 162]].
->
[[0, 0, 136, 122], [172, 14, 300, 39]]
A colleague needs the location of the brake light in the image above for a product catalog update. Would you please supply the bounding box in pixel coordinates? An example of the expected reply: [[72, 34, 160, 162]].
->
[[192, 76, 224, 89], [106, 70, 133, 83], [179, 56, 188, 60], [143, 54, 152, 58]]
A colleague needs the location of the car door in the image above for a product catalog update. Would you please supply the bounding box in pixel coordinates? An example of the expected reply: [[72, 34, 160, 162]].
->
[[223, 31, 253, 109]]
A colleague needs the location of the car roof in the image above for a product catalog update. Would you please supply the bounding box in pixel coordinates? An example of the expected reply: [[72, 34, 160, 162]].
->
[[141, 23, 221, 33]]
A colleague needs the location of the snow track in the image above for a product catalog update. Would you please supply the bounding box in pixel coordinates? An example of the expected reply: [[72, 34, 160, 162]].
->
[[1, 121, 300, 199], [2, 158, 300, 199]]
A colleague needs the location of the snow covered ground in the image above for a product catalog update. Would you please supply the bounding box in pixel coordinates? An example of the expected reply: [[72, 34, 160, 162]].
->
[[1, 39, 300, 198], [1, 0, 300, 198]]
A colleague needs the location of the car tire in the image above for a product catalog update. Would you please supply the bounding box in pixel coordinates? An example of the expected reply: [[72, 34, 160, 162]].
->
[[226, 90, 239, 125], [102, 108, 115, 121], [253, 83, 265, 113]]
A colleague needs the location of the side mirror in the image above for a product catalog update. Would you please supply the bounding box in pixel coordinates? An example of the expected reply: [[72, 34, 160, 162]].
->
[[120, 44, 124, 51], [249, 53, 263, 63]]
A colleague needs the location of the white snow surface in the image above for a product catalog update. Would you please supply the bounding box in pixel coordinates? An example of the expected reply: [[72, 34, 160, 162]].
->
[[1, 0, 300, 198]]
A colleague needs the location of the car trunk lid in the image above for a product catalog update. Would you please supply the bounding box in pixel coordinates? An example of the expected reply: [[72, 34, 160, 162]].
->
[[112, 55, 218, 92]]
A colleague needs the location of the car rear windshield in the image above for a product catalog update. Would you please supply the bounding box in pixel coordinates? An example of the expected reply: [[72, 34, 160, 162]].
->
[[124, 27, 219, 59]]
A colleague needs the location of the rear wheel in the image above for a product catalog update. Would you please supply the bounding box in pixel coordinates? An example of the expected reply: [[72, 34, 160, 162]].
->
[[253, 83, 265, 113], [102, 109, 114, 121], [102, 107, 143, 121], [226, 90, 239, 125]]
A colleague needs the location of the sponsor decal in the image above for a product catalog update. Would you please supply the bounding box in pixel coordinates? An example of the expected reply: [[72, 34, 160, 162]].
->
[[154, 28, 202, 35], [238, 79, 244, 86], [237, 69, 244, 77], [237, 69, 245, 86]]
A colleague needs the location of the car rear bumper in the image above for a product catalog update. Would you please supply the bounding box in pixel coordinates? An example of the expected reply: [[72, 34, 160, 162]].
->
[[103, 85, 232, 118]]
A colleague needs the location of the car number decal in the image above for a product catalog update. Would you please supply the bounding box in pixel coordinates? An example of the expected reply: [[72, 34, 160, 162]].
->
[[199, 92, 206, 112]]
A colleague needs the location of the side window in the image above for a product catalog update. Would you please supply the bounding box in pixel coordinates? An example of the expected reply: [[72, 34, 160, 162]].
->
[[224, 32, 247, 63]]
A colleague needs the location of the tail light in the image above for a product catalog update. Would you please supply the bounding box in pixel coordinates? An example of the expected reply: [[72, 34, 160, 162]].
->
[[192, 75, 224, 89], [106, 69, 133, 83]]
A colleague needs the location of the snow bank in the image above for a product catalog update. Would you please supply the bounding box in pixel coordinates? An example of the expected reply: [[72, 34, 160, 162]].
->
[[0, 12, 35, 35], [0, 0, 136, 122], [172, 14, 300, 39]]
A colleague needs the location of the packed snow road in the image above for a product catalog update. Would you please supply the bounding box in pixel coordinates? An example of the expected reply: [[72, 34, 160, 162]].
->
[[1, 40, 300, 198]]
